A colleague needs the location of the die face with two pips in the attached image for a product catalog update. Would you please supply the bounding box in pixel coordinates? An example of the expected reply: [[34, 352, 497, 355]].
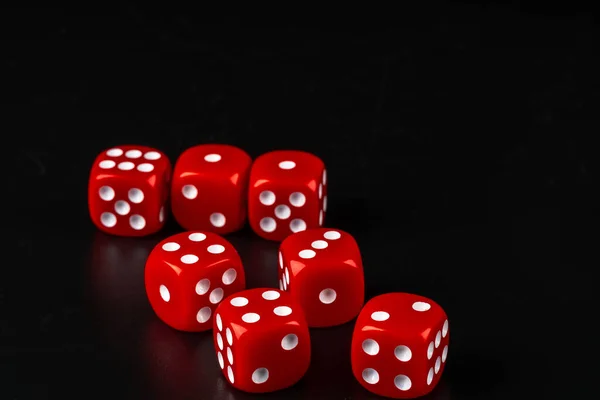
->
[[213, 288, 311, 393], [144, 231, 246, 332], [248, 150, 328, 241], [170, 144, 252, 234], [351, 293, 449, 399], [279, 228, 365, 328], [88, 145, 171, 236]]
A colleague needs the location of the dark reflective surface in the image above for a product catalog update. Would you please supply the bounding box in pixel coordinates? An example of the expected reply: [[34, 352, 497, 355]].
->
[[3, 4, 596, 399]]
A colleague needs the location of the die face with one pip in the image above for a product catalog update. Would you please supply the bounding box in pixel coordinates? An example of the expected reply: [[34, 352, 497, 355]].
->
[[248, 150, 327, 241], [279, 228, 364, 328], [88, 145, 171, 236], [170, 144, 252, 235], [213, 288, 311, 394], [145, 231, 246, 332], [351, 293, 449, 399]]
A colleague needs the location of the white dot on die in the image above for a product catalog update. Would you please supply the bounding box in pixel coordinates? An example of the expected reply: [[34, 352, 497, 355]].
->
[[435, 356, 441, 373], [195, 279, 210, 295], [216, 314, 222, 331], [362, 368, 379, 384], [144, 151, 161, 160], [182, 185, 198, 199], [289, 219, 307, 233], [278, 161, 296, 170], [371, 311, 389, 321], [252, 368, 269, 384], [226, 328, 233, 346], [279, 280, 283, 290], [159, 206, 165, 222], [181, 254, 199, 264], [100, 212, 117, 227], [242, 313, 260, 323], [207, 244, 225, 254], [99, 186, 115, 201], [311, 240, 328, 249], [281, 334, 298, 350], [412, 301, 431, 312], [227, 347, 233, 364], [137, 163, 154, 172], [159, 285, 170, 302], [273, 306, 292, 316], [394, 345, 412, 362], [322, 169, 327, 185], [282, 278, 287, 291], [114, 200, 130, 215], [129, 215, 146, 230], [394, 375, 412, 391], [427, 342, 434, 359], [106, 148, 123, 157], [284, 268, 290, 284], [319, 289, 337, 304], [162, 242, 180, 252], [289, 192, 306, 207], [217, 352, 224, 369], [323, 196, 328, 212], [227, 366, 234, 383], [125, 149, 142, 158], [99, 160, 115, 169], [278, 252, 283, 269], [274, 205, 291, 219], [318, 183, 323, 199], [118, 161, 134, 170], [259, 190, 276, 206], [209, 288, 224, 304], [298, 249, 316, 259], [222, 268, 237, 285], [362, 339, 379, 356], [204, 153, 221, 162], [262, 290, 280, 300], [323, 231, 341, 240], [128, 188, 144, 203], [319, 210, 323, 226], [259, 217, 276, 233], [189, 232, 206, 242], [210, 213, 226, 227], [442, 320, 449, 337], [230, 297, 248, 307], [435, 331, 441, 348], [427, 368, 434, 385], [217, 333, 223, 350], [197, 307, 212, 323], [442, 345, 448, 362]]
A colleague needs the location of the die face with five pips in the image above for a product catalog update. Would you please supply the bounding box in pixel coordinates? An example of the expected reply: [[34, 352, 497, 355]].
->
[[144, 231, 246, 332], [88, 145, 171, 236], [213, 288, 311, 393], [351, 293, 449, 399]]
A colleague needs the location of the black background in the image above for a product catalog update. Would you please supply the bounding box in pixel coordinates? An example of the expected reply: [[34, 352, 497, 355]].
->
[[1, 2, 597, 399]]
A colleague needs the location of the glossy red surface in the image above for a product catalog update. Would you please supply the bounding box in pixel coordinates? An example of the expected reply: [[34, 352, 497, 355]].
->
[[144, 231, 246, 332], [212, 288, 311, 394], [350, 293, 449, 399], [248, 150, 327, 241], [279, 228, 364, 327], [170, 144, 252, 235], [88, 145, 172, 237]]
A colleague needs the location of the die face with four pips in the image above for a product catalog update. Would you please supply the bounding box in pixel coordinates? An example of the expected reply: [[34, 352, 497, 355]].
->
[[279, 228, 365, 328], [144, 231, 246, 332], [213, 288, 311, 393], [351, 292, 449, 399], [88, 145, 171, 236], [248, 150, 328, 241]]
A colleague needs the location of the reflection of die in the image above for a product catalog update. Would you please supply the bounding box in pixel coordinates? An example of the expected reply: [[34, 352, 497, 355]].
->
[[145, 231, 246, 332], [248, 150, 327, 241], [351, 293, 449, 399], [279, 228, 364, 327], [88, 145, 171, 236], [170, 144, 252, 234], [213, 288, 311, 393]]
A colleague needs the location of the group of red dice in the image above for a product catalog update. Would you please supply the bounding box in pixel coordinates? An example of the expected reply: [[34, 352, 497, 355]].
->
[[88, 144, 449, 399]]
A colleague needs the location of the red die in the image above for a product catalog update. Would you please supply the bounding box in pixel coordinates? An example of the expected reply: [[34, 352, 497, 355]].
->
[[145, 231, 246, 332], [248, 150, 327, 241], [170, 144, 252, 235], [279, 228, 364, 327], [88, 145, 171, 236], [351, 293, 449, 399], [212, 288, 311, 393]]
